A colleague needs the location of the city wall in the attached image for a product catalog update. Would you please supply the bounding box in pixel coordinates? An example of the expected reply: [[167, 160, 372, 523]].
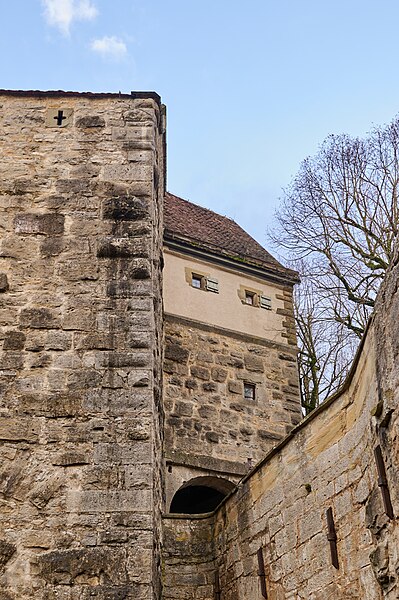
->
[[0, 91, 165, 600], [162, 248, 399, 599]]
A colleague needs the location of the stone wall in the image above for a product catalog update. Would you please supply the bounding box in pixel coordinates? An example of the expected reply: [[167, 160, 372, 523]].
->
[[162, 515, 216, 600], [162, 251, 399, 598], [163, 315, 301, 508], [0, 91, 165, 600]]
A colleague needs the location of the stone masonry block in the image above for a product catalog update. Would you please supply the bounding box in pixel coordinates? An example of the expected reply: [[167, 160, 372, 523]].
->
[[190, 366, 210, 381], [165, 343, 189, 364], [0, 418, 39, 443], [244, 354, 264, 372], [102, 196, 150, 221], [3, 331, 26, 350], [19, 307, 59, 329], [14, 213, 64, 235], [97, 237, 150, 259], [76, 115, 106, 128], [35, 547, 128, 585]]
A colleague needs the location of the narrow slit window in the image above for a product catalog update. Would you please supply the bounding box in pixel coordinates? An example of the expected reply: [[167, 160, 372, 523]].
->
[[244, 382, 256, 400]]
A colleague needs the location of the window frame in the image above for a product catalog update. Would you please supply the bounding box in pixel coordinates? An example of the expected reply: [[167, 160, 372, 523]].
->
[[244, 382, 256, 401]]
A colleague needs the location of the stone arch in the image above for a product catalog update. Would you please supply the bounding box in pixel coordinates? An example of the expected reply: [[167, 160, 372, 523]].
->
[[169, 476, 236, 514]]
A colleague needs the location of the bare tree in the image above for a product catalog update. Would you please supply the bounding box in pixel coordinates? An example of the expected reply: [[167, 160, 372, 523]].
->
[[273, 116, 399, 411], [293, 264, 357, 414]]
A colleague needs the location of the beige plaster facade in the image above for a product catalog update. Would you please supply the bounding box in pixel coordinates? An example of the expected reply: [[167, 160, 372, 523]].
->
[[163, 250, 289, 343]]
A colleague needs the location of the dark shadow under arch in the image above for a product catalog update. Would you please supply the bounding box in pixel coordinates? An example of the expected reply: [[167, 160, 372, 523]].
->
[[169, 476, 236, 514]]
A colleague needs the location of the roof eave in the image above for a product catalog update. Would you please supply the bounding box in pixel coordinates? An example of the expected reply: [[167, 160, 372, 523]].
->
[[163, 233, 300, 285]]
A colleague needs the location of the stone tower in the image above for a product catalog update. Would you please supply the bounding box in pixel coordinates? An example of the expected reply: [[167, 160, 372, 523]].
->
[[0, 90, 165, 600]]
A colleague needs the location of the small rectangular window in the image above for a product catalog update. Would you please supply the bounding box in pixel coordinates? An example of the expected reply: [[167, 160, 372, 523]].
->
[[192, 274, 203, 289], [244, 382, 256, 400], [245, 291, 255, 305]]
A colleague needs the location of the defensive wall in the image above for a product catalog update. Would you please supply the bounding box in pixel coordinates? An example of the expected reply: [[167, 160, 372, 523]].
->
[[0, 90, 165, 600], [162, 246, 399, 599]]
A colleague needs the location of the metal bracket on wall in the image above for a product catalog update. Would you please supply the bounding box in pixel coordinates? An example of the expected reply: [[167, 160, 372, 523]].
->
[[374, 445, 394, 519], [326, 507, 339, 569], [257, 547, 268, 598], [214, 569, 221, 600]]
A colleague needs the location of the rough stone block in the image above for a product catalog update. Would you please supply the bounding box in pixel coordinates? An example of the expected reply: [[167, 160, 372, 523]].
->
[[20, 307, 59, 329], [244, 354, 264, 372], [40, 236, 65, 256], [76, 115, 106, 128], [3, 331, 26, 350], [102, 196, 149, 221], [0, 418, 39, 443], [165, 343, 189, 364], [35, 547, 128, 585], [211, 367, 227, 382], [190, 366, 210, 381], [68, 490, 152, 513], [228, 380, 242, 394], [97, 237, 150, 259], [14, 213, 64, 235], [0, 351, 24, 370]]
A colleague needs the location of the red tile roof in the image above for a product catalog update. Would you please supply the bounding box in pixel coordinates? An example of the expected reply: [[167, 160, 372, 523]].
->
[[164, 193, 298, 282]]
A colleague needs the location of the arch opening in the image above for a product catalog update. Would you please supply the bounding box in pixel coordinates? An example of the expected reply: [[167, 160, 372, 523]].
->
[[169, 476, 235, 515]]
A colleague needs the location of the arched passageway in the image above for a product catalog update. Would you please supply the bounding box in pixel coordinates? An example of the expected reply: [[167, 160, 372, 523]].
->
[[169, 476, 236, 514]]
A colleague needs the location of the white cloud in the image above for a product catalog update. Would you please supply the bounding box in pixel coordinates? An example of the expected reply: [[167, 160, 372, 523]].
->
[[42, 0, 98, 35], [91, 36, 128, 60]]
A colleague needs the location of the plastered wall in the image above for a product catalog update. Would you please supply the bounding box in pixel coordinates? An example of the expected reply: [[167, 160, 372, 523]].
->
[[0, 91, 165, 600], [162, 249, 399, 599], [163, 251, 296, 345]]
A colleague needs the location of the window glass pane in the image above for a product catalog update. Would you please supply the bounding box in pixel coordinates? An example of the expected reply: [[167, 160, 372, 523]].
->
[[192, 275, 202, 288], [244, 383, 255, 400], [245, 292, 254, 305]]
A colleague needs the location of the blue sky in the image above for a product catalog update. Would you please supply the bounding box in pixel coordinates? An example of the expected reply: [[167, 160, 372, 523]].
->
[[1, 1, 399, 249]]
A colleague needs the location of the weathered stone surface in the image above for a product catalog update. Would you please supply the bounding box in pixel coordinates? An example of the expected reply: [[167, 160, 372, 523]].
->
[[35, 547, 128, 584], [102, 196, 149, 221], [165, 343, 189, 363], [0, 418, 39, 442], [164, 318, 301, 489], [97, 237, 150, 259], [76, 115, 106, 128], [162, 251, 399, 600], [3, 330, 26, 350], [19, 307, 59, 329], [0, 92, 165, 599], [14, 213, 64, 235], [0, 540, 16, 571]]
